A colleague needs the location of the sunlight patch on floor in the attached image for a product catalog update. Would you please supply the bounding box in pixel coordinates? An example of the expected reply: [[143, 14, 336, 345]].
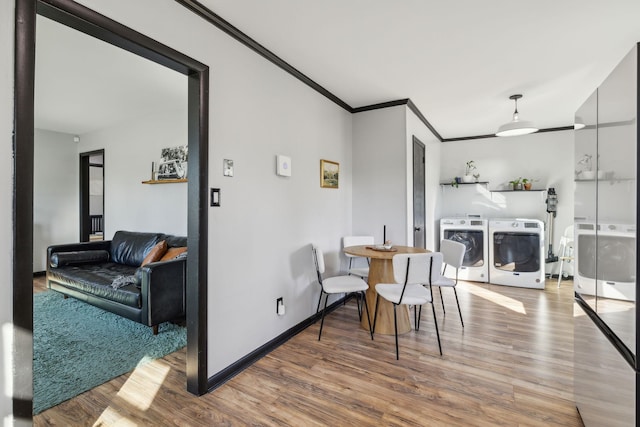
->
[[93, 358, 171, 426], [117, 358, 170, 410], [465, 284, 527, 314]]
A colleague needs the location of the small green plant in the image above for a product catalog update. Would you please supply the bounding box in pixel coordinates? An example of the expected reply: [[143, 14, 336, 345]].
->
[[522, 178, 537, 190], [509, 177, 522, 190], [450, 178, 459, 188], [465, 160, 476, 176]]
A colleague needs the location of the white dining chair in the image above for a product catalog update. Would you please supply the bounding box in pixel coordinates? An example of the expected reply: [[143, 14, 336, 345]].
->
[[430, 239, 466, 327], [343, 235, 375, 278], [373, 252, 443, 359], [312, 244, 373, 341], [557, 225, 575, 287]]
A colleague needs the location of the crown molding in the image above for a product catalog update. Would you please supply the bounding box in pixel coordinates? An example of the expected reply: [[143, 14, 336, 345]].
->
[[175, 0, 573, 142]]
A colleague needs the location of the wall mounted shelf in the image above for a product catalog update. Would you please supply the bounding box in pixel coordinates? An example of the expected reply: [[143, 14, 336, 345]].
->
[[141, 178, 187, 184], [492, 189, 546, 192], [440, 181, 489, 186], [575, 178, 634, 182]]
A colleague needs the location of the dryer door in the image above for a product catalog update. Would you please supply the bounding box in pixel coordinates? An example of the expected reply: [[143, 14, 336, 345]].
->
[[493, 232, 541, 273]]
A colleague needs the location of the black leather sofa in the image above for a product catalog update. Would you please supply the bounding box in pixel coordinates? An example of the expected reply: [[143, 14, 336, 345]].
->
[[46, 230, 187, 335]]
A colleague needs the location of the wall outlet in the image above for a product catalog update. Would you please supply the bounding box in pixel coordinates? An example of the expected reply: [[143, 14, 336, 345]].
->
[[276, 297, 285, 316]]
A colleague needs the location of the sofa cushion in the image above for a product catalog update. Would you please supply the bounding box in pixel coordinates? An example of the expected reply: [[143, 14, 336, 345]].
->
[[110, 231, 162, 267], [141, 240, 168, 266], [48, 262, 141, 307], [160, 246, 187, 261], [50, 250, 110, 268]]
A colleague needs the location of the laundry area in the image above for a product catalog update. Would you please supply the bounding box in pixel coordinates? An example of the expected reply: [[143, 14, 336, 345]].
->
[[437, 141, 575, 290]]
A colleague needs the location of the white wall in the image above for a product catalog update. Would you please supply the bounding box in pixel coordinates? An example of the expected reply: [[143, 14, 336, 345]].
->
[[406, 110, 441, 250], [440, 130, 575, 275], [0, 0, 14, 423], [352, 106, 407, 245], [33, 129, 79, 271], [70, 0, 354, 374], [78, 108, 188, 238]]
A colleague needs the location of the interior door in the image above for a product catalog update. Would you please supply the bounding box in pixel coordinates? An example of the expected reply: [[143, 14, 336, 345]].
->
[[412, 136, 426, 248], [79, 149, 104, 242]]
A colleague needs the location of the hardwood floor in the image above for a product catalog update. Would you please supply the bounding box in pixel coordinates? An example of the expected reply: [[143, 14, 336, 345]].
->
[[33, 279, 583, 426]]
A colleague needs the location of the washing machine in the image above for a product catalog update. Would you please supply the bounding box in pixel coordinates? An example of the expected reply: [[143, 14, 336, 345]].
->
[[489, 218, 545, 289], [574, 222, 636, 301], [440, 217, 489, 282]]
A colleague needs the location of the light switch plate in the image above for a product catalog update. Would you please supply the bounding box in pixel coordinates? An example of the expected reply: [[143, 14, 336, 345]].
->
[[276, 155, 291, 176], [223, 159, 234, 177]]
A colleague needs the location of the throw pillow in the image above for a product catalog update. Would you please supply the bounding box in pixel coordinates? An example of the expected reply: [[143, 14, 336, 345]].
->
[[110, 231, 163, 266], [141, 240, 168, 266], [160, 246, 187, 261]]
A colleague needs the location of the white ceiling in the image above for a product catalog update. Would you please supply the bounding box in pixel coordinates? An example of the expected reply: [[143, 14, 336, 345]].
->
[[198, 0, 640, 139], [35, 1, 640, 139], [35, 15, 186, 135]]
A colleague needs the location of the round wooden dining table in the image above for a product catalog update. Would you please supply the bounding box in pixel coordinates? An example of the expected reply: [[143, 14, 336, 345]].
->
[[343, 245, 429, 335]]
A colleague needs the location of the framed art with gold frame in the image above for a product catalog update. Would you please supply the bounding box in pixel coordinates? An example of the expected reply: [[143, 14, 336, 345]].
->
[[320, 159, 339, 189]]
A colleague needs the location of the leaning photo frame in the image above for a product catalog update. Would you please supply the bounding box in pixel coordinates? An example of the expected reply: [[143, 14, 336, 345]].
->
[[320, 159, 339, 189]]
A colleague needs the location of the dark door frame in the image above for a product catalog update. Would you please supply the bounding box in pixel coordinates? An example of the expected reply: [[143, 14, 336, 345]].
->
[[412, 136, 426, 248], [79, 149, 104, 242], [14, 0, 210, 418]]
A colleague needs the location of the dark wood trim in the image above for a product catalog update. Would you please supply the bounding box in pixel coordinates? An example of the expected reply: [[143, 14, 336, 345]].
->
[[352, 98, 409, 113], [352, 98, 445, 142], [442, 133, 498, 142], [175, 1, 579, 143], [174, 0, 353, 113], [187, 66, 209, 395], [406, 99, 444, 141], [207, 296, 349, 391], [14, 1, 211, 417], [14, 0, 36, 419], [537, 125, 575, 134], [636, 41, 639, 370], [442, 125, 574, 142], [38, 0, 197, 75]]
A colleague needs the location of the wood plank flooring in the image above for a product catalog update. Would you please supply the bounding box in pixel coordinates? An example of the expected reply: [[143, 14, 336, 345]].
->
[[33, 278, 583, 426]]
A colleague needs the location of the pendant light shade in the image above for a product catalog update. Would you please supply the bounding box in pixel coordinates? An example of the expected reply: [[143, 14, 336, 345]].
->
[[495, 94, 539, 137]]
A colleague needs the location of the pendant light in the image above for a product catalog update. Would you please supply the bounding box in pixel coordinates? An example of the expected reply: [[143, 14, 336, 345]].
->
[[495, 94, 539, 137]]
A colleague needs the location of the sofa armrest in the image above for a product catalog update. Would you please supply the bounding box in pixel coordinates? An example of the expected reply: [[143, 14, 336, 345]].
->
[[48, 240, 112, 260], [138, 258, 186, 326], [47, 240, 112, 272]]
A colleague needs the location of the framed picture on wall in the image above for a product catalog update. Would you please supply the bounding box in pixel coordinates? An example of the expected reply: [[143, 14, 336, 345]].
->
[[320, 159, 339, 189]]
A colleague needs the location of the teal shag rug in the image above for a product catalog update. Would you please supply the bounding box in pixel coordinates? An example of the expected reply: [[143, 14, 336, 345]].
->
[[33, 290, 186, 414]]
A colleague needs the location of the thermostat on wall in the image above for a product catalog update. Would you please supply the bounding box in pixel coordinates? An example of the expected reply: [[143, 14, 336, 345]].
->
[[276, 155, 292, 176]]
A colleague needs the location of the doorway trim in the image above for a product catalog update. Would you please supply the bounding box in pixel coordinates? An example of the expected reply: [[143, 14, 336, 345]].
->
[[14, 0, 210, 417]]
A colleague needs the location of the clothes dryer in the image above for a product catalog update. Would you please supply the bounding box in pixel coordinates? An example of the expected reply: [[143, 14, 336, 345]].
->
[[574, 222, 636, 301], [489, 218, 545, 289], [440, 217, 489, 282]]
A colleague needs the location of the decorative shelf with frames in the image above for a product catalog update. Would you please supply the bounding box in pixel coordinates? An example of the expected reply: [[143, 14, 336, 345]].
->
[[141, 178, 187, 184]]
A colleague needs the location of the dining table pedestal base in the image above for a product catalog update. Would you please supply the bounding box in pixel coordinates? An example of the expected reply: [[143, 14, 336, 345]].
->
[[358, 250, 415, 335]]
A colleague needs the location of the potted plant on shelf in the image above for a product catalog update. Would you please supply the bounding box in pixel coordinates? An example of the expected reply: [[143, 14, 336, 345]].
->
[[462, 160, 476, 183], [522, 178, 533, 190], [577, 154, 595, 180], [509, 177, 522, 191]]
